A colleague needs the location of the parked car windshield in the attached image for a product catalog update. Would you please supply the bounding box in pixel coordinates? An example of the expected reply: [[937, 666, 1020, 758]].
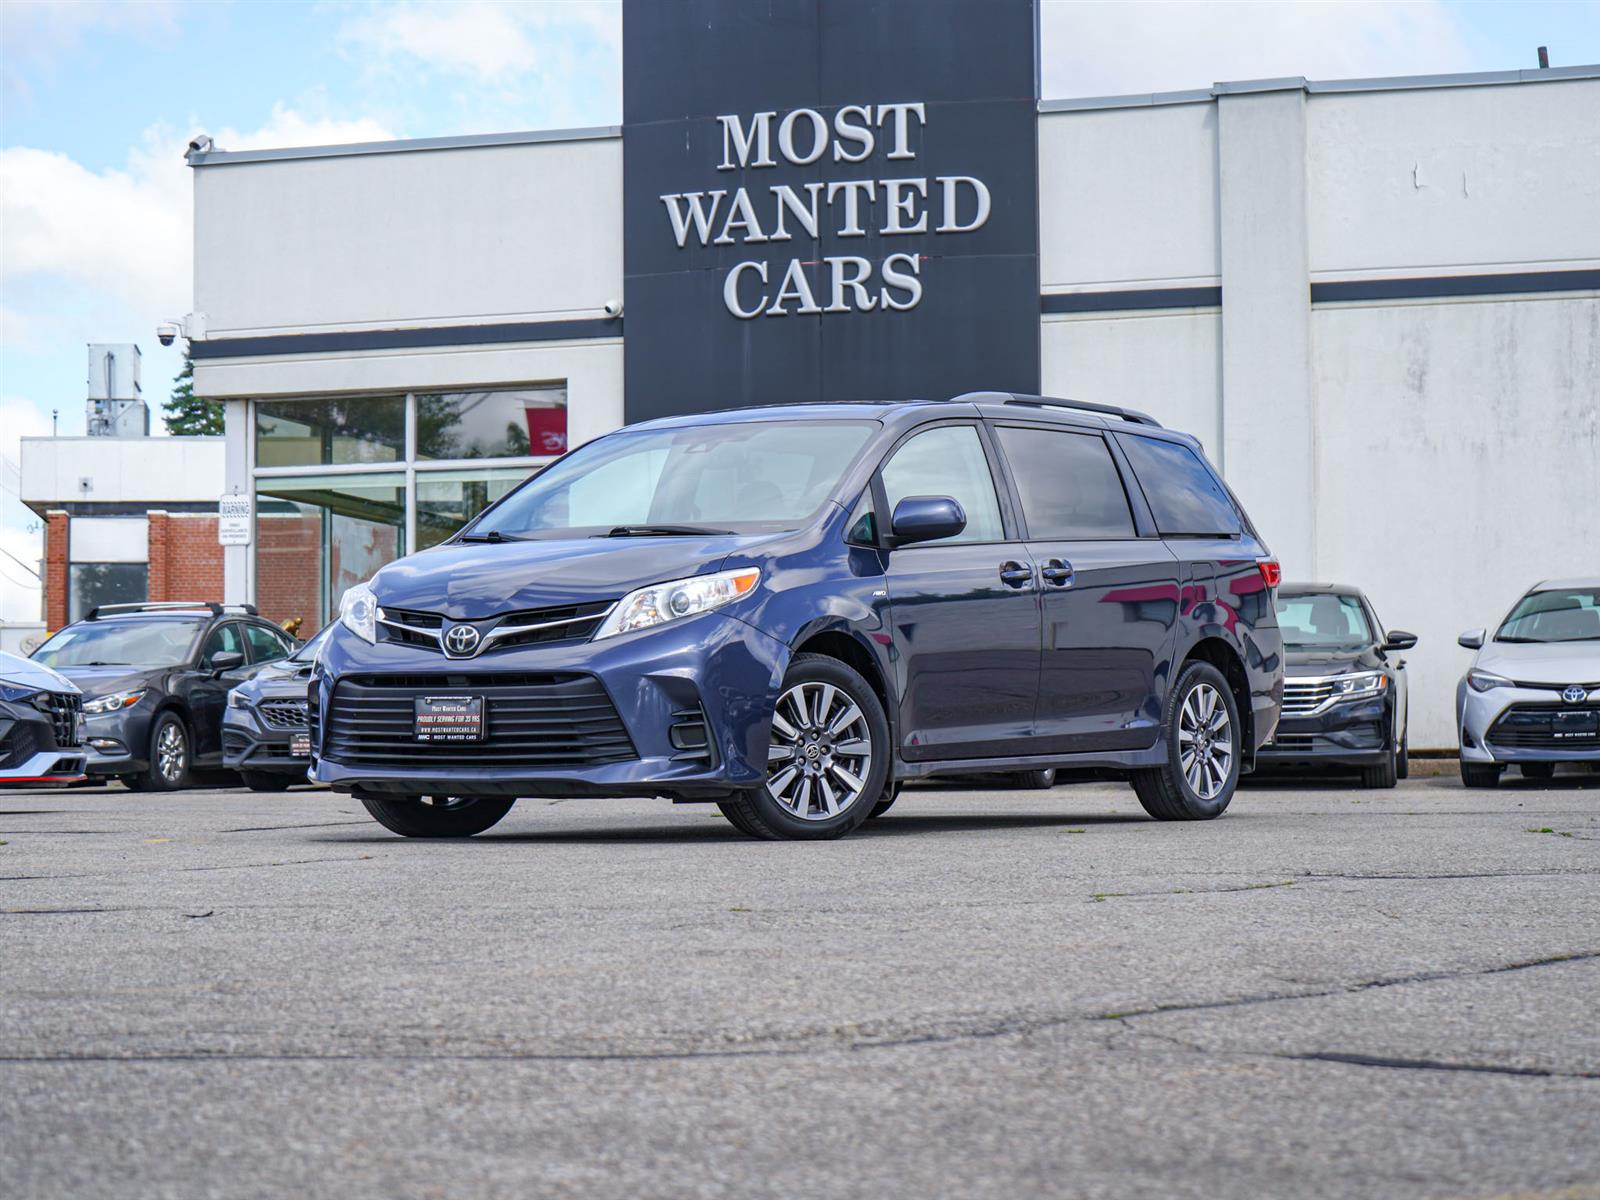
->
[[289, 624, 334, 662], [469, 419, 877, 538], [32, 618, 209, 668], [1497, 587, 1600, 643], [1275, 593, 1372, 649]]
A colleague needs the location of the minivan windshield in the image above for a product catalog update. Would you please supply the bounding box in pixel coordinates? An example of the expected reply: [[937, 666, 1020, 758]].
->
[[1496, 587, 1600, 643], [33, 618, 208, 668], [1275, 592, 1372, 649], [469, 419, 876, 539]]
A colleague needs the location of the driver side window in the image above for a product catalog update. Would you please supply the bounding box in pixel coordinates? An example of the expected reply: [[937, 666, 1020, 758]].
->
[[200, 623, 243, 669], [879, 425, 1005, 544]]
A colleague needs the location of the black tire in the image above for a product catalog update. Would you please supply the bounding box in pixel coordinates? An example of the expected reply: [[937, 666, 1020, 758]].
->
[[1460, 761, 1501, 788], [141, 712, 192, 792], [359, 794, 516, 838], [1131, 661, 1240, 821], [1359, 751, 1398, 790], [1520, 762, 1556, 781], [719, 653, 891, 840], [120, 774, 150, 792], [868, 780, 901, 819], [241, 770, 294, 792], [1396, 731, 1409, 780], [1013, 768, 1057, 789]]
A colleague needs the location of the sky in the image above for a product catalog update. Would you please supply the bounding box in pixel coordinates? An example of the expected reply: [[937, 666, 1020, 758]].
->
[[2, 0, 1597, 619]]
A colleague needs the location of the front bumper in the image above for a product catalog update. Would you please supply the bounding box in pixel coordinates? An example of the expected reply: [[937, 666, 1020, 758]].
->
[[1459, 682, 1600, 763], [0, 702, 86, 786], [310, 612, 789, 800], [223, 706, 310, 775], [1257, 695, 1392, 769], [78, 706, 153, 777]]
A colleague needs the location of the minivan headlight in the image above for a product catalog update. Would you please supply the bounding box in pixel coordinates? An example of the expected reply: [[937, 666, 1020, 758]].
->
[[83, 689, 146, 715], [339, 582, 377, 644], [1467, 669, 1513, 692], [1329, 671, 1385, 702], [593, 568, 760, 640]]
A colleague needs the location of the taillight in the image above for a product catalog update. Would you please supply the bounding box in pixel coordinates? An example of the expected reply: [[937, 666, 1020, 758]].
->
[[1257, 557, 1281, 588]]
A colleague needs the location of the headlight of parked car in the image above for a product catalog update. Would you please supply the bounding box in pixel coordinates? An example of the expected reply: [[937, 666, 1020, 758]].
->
[[593, 567, 760, 640], [1330, 671, 1386, 702], [227, 690, 251, 709], [0, 683, 42, 703], [340, 581, 377, 644], [1467, 669, 1513, 692], [83, 689, 146, 715]]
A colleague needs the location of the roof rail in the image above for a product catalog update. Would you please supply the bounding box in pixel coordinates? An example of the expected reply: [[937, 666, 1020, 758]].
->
[[948, 391, 1163, 428], [84, 601, 258, 620]]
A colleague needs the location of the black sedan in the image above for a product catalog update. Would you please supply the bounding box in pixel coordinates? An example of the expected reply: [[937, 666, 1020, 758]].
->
[[30, 602, 298, 790], [1258, 583, 1416, 788]]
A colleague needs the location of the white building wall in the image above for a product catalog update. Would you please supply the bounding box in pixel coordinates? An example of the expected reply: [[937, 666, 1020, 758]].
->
[[20, 437, 225, 506]]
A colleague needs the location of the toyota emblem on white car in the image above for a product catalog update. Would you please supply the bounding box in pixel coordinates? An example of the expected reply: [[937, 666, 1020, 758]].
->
[[1563, 684, 1588, 705]]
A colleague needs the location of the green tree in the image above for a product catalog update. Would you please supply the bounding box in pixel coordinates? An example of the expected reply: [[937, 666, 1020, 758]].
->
[[162, 353, 225, 436]]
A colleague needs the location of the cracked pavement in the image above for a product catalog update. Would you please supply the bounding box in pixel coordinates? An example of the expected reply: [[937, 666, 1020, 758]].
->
[[2, 773, 1598, 1199]]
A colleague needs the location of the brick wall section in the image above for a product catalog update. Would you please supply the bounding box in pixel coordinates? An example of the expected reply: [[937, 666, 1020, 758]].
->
[[146, 512, 224, 605], [44, 511, 69, 631], [256, 513, 323, 627]]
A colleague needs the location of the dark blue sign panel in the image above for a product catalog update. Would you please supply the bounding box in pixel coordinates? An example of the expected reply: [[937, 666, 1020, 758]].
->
[[622, 0, 1040, 422]]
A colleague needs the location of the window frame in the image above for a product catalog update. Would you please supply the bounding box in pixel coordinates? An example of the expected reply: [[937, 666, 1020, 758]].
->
[[1111, 430, 1244, 540], [986, 420, 1145, 543], [243, 621, 295, 665], [197, 621, 245, 670], [868, 418, 1021, 550]]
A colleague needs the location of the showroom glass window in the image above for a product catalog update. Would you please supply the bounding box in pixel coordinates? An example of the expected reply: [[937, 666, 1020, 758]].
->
[[68, 562, 148, 623], [251, 385, 564, 624]]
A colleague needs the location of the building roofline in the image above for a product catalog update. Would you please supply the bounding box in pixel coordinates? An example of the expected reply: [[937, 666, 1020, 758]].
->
[[1039, 63, 1599, 114], [186, 123, 621, 168]]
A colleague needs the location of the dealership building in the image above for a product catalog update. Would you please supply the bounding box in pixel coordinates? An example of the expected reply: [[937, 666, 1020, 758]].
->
[[182, 4, 1597, 748]]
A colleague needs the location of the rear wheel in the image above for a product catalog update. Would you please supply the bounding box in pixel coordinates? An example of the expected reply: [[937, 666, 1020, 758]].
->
[[719, 653, 890, 840], [359, 794, 516, 838], [1460, 762, 1501, 788], [1520, 762, 1556, 781], [241, 770, 293, 792], [1131, 662, 1239, 821], [1013, 768, 1057, 789]]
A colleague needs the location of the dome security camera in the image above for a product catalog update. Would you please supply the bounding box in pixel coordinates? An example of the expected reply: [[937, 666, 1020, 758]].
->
[[603, 299, 623, 319], [156, 322, 180, 347]]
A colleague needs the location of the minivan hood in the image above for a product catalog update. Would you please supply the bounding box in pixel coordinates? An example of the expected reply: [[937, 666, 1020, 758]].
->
[[370, 533, 774, 617], [1475, 639, 1600, 683]]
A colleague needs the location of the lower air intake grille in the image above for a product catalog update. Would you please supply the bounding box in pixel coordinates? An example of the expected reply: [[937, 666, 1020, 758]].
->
[[1487, 704, 1600, 750], [323, 673, 637, 768]]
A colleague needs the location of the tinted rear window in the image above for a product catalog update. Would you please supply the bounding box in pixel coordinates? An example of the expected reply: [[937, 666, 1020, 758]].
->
[[996, 426, 1135, 539], [1117, 435, 1241, 537]]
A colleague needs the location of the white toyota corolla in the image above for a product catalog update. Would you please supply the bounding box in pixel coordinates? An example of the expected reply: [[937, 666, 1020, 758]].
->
[[1456, 577, 1600, 786]]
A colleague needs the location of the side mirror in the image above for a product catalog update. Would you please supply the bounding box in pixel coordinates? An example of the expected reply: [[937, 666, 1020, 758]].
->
[[209, 650, 245, 674], [1384, 630, 1418, 651], [890, 496, 966, 546], [1457, 629, 1485, 650]]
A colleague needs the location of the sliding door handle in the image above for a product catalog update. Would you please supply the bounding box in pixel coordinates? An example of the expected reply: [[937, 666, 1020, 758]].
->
[[1041, 559, 1074, 587]]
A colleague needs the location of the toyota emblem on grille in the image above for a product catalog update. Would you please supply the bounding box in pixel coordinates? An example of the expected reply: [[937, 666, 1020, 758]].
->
[[1562, 684, 1588, 705], [443, 624, 482, 657]]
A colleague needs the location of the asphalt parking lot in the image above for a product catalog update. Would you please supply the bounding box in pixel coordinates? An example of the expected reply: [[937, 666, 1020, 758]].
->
[[2, 771, 1597, 1200]]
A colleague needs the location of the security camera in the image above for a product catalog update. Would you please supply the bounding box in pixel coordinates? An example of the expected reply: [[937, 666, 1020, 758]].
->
[[603, 299, 623, 319], [156, 321, 180, 347], [188, 134, 214, 155]]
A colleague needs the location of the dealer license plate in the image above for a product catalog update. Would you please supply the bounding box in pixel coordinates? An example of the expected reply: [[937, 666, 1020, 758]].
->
[[414, 695, 484, 742], [290, 733, 311, 756]]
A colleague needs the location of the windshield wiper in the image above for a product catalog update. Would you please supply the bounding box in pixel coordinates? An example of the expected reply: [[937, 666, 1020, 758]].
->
[[83, 661, 131, 666], [599, 524, 737, 538], [455, 530, 524, 543]]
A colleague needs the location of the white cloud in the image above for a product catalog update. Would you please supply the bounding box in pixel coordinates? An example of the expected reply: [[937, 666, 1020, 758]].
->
[[340, 0, 620, 83], [1040, 0, 1478, 99], [1, 0, 178, 102]]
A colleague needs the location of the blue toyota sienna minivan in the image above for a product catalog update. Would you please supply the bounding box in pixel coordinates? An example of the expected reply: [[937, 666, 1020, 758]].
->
[[313, 393, 1283, 840]]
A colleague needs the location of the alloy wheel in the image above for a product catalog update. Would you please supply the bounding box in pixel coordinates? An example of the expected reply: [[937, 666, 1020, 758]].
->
[[766, 680, 874, 821], [1178, 682, 1233, 800], [156, 721, 187, 784]]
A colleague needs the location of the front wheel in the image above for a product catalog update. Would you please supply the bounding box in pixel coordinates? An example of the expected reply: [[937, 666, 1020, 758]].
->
[[1131, 662, 1239, 820], [140, 713, 192, 792], [719, 653, 890, 840], [1396, 731, 1409, 780], [1013, 768, 1057, 789], [1460, 762, 1501, 788], [359, 794, 516, 838]]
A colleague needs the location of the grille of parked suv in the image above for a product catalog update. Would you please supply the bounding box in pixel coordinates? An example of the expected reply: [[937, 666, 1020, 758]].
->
[[1486, 704, 1600, 749], [1281, 680, 1336, 717], [46, 692, 83, 748], [376, 601, 615, 653], [323, 673, 637, 768], [258, 698, 309, 729]]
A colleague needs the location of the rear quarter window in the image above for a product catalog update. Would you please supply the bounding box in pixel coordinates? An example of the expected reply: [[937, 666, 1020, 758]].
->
[[1117, 435, 1241, 537]]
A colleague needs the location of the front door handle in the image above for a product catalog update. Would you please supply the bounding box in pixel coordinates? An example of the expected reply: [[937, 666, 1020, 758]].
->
[[1041, 559, 1074, 587], [998, 561, 1034, 589]]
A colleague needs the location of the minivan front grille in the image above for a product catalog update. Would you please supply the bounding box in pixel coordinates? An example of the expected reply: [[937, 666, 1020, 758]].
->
[[1281, 679, 1335, 717], [323, 673, 637, 768], [376, 602, 614, 655]]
